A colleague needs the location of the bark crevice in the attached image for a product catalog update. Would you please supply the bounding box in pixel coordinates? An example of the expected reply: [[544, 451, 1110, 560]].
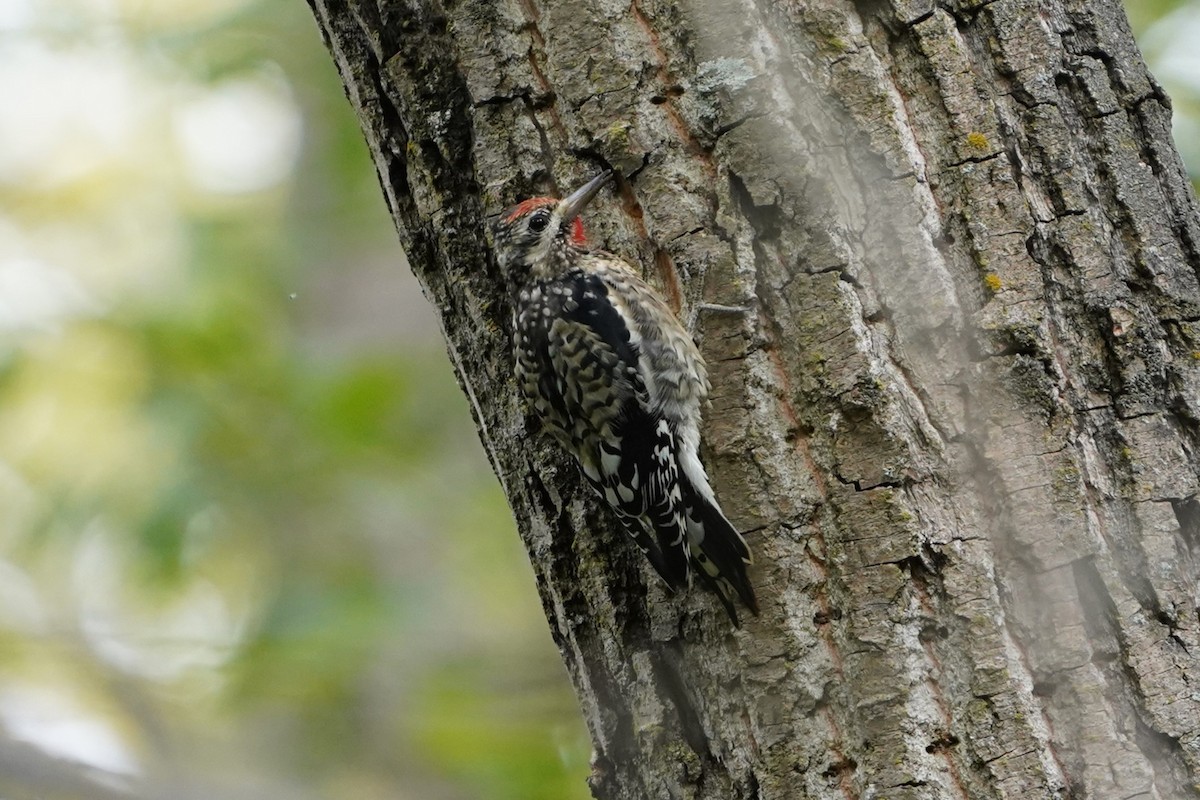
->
[[307, 0, 1200, 797]]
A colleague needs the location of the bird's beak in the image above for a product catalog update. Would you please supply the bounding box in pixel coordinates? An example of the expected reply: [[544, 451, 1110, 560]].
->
[[558, 171, 613, 222]]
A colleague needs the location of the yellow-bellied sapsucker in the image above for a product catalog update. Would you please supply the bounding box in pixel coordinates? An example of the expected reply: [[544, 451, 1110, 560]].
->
[[491, 170, 758, 625]]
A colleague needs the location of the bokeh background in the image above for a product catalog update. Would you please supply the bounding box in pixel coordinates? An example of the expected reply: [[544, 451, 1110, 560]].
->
[[0, 2, 1195, 798]]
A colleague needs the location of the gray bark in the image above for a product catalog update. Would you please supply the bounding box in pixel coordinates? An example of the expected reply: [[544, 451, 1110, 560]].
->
[[305, 0, 1200, 797]]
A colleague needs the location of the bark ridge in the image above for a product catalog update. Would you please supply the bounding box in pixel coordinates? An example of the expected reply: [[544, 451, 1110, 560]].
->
[[306, 0, 1200, 797]]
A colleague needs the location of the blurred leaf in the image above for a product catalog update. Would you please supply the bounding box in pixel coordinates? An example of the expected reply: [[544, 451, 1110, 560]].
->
[[413, 657, 591, 800]]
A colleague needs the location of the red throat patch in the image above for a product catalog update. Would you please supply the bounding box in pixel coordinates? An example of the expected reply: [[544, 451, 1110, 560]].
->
[[504, 196, 588, 245], [568, 217, 586, 245]]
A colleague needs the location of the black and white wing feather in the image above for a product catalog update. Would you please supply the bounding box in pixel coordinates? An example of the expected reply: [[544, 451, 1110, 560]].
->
[[515, 271, 691, 590]]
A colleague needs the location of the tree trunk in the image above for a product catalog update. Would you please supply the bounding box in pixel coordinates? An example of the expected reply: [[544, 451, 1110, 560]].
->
[[305, 0, 1200, 797]]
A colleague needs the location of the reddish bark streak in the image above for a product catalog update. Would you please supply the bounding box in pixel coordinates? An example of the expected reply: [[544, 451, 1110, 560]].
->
[[628, 0, 718, 174], [615, 178, 685, 313]]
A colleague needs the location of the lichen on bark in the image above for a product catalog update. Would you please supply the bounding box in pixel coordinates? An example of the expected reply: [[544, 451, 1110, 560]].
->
[[307, 0, 1200, 797]]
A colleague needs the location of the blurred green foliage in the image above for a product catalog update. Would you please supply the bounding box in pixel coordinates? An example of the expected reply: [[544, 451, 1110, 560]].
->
[[0, 1, 1194, 798], [0, 0, 589, 798]]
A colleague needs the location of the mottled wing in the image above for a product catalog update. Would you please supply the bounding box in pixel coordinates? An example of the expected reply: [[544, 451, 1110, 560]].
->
[[539, 273, 691, 590]]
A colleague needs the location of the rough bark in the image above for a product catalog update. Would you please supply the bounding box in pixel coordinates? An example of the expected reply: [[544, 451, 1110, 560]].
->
[[305, 0, 1200, 797]]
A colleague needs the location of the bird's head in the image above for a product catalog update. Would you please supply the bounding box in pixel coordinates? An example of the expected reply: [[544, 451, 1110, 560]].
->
[[491, 171, 613, 279]]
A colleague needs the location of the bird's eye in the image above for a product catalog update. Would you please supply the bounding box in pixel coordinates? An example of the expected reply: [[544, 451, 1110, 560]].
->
[[528, 210, 551, 233]]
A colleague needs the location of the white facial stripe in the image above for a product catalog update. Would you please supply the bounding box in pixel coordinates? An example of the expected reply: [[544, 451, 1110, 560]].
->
[[524, 208, 564, 264]]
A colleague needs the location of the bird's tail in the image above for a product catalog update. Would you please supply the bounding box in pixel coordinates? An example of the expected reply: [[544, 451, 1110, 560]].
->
[[680, 475, 758, 626]]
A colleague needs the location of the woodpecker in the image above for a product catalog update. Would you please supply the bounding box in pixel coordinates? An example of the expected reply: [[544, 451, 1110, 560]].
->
[[491, 170, 758, 625]]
